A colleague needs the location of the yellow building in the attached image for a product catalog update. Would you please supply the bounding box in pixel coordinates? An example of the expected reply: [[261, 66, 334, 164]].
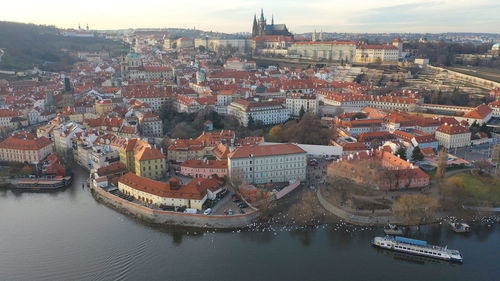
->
[[119, 138, 147, 172], [134, 145, 167, 180], [95, 99, 113, 115], [119, 138, 166, 179]]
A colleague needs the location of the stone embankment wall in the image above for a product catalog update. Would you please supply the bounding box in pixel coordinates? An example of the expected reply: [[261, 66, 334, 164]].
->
[[427, 65, 500, 89], [91, 184, 258, 229]]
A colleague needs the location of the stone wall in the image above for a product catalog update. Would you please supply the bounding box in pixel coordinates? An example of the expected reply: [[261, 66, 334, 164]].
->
[[91, 183, 258, 229]]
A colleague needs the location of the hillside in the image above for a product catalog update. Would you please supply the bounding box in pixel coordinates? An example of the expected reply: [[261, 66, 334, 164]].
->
[[0, 21, 127, 71]]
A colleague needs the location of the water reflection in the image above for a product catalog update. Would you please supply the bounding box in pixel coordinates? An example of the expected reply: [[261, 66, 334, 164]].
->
[[0, 166, 498, 281], [289, 228, 316, 247]]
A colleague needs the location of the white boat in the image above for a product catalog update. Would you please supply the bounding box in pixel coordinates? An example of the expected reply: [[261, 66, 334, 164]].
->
[[372, 236, 463, 263], [383, 224, 404, 235], [450, 222, 470, 233]]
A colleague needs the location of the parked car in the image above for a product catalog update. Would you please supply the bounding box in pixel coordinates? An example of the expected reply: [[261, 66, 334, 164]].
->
[[223, 210, 228, 215], [233, 198, 241, 203], [203, 208, 212, 215], [238, 202, 248, 208], [228, 209, 233, 215], [239, 209, 245, 214]]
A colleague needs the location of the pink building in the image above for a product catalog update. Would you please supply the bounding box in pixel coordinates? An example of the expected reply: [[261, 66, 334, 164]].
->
[[180, 159, 228, 179]]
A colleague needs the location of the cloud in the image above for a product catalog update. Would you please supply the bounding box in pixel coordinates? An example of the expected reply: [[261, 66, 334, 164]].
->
[[347, 0, 500, 32], [0, 0, 499, 33]]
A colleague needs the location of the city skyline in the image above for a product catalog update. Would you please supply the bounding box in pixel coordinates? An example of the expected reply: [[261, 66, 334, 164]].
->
[[2, 0, 500, 34]]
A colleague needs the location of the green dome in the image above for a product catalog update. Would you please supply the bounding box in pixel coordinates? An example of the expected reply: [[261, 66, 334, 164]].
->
[[492, 43, 500, 48], [126, 53, 138, 59]]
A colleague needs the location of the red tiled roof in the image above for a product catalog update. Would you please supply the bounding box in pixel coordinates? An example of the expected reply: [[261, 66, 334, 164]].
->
[[228, 144, 305, 159], [135, 146, 164, 161], [0, 134, 52, 151], [463, 104, 492, 119], [437, 124, 470, 135], [118, 172, 222, 200]]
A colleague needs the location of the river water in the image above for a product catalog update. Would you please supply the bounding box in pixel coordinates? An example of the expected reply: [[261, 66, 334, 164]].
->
[[0, 167, 498, 281]]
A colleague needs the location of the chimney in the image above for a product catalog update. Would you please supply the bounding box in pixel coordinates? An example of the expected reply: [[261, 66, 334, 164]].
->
[[169, 177, 180, 190]]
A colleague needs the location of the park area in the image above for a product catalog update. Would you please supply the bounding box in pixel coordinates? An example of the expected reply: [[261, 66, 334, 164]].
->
[[446, 172, 500, 205]]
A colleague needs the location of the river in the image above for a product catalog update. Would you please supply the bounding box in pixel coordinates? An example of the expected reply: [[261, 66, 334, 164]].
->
[[0, 167, 498, 281]]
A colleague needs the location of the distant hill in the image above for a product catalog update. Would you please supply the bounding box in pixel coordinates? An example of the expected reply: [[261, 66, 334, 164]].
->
[[0, 21, 128, 71]]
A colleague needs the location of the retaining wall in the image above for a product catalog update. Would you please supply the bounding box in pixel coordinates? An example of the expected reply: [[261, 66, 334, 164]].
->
[[91, 184, 258, 229]]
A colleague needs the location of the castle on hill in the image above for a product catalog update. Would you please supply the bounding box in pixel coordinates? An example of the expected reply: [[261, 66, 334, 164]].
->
[[251, 9, 293, 38]]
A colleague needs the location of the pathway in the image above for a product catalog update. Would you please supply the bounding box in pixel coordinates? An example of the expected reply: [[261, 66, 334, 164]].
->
[[316, 187, 400, 225]]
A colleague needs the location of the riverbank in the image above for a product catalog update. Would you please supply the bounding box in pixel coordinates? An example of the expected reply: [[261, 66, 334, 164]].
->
[[90, 181, 259, 229], [316, 185, 499, 226]]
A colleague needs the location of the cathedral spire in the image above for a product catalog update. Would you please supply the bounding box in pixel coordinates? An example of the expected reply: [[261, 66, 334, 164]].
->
[[271, 14, 274, 25], [260, 8, 265, 22], [252, 14, 258, 37]]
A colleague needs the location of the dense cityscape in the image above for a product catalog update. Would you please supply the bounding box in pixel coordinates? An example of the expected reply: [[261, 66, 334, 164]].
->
[[0, 4, 499, 280]]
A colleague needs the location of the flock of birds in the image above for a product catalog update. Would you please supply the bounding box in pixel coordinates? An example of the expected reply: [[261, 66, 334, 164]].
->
[[181, 214, 499, 237]]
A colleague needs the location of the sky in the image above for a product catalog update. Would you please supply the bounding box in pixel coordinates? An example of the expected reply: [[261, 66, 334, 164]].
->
[[2, 0, 499, 33]]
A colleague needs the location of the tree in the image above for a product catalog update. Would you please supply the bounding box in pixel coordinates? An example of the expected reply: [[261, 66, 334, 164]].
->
[[268, 125, 283, 142], [430, 89, 441, 104], [230, 167, 246, 189], [393, 194, 440, 224], [193, 111, 205, 130], [411, 146, 424, 161], [223, 115, 240, 130], [351, 112, 367, 120], [474, 159, 492, 175], [171, 122, 197, 139], [247, 115, 255, 129], [160, 136, 171, 152], [442, 177, 469, 210], [492, 144, 500, 164], [22, 165, 34, 175], [436, 148, 448, 180], [396, 147, 407, 160], [299, 105, 305, 119], [281, 112, 332, 145]]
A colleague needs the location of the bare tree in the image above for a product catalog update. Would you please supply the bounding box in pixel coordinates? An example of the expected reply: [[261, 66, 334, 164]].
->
[[393, 194, 440, 224], [436, 148, 448, 180], [229, 167, 245, 189]]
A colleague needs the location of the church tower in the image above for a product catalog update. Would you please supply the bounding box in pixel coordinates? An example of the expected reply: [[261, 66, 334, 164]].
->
[[252, 14, 258, 37], [257, 9, 266, 36], [312, 30, 317, 42], [319, 30, 323, 41]]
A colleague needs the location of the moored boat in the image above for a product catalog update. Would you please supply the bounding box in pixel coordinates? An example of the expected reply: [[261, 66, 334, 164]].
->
[[372, 236, 463, 263], [450, 222, 470, 233], [383, 224, 404, 235], [11, 176, 72, 191]]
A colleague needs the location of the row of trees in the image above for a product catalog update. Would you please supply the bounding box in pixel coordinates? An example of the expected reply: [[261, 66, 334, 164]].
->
[[426, 87, 491, 107], [158, 97, 269, 139]]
